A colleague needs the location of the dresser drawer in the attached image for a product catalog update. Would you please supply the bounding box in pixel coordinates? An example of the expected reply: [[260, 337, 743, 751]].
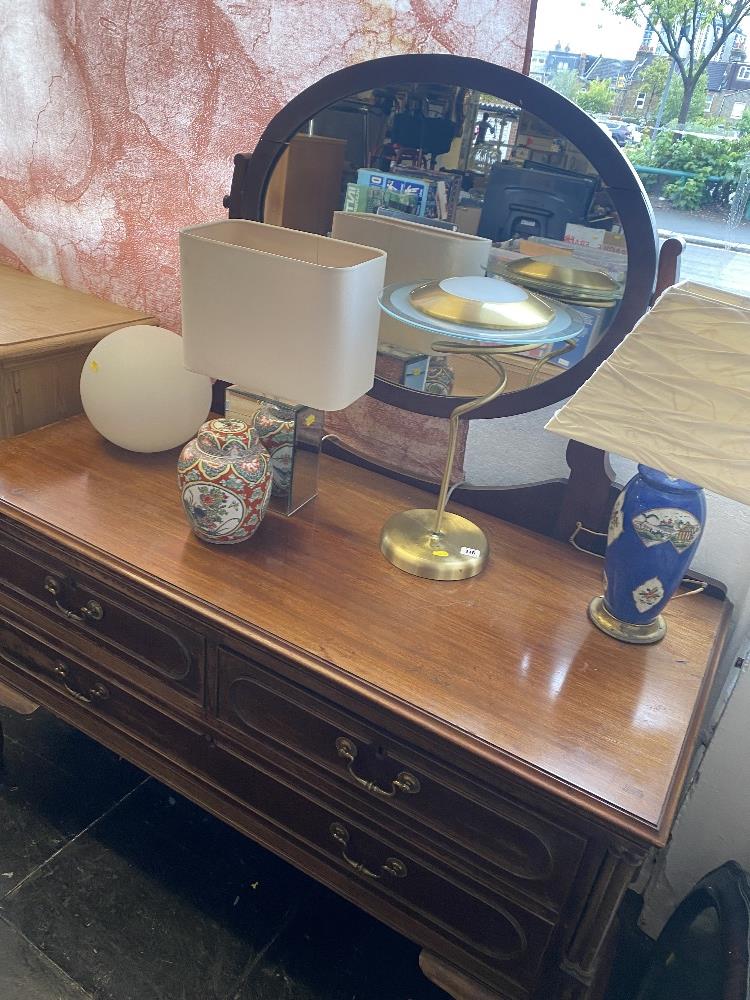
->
[[204, 735, 554, 994], [0, 530, 204, 705], [0, 612, 552, 995], [216, 647, 586, 912], [0, 612, 208, 773]]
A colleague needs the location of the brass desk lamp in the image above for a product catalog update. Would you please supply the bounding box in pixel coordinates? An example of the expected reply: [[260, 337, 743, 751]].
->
[[378, 275, 584, 581]]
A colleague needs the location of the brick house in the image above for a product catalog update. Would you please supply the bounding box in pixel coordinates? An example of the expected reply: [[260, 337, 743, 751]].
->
[[707, 62, 750, 122]]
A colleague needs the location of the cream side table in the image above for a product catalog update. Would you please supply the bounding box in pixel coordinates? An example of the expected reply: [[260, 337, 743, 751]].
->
[[0, 265, 154, 438]]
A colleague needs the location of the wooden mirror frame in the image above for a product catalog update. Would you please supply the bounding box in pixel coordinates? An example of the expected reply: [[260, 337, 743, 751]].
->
[[228, 53, 659, 420]]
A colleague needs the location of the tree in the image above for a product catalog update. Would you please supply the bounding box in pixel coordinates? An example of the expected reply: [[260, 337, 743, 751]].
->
[[656, 71, 709, 123], [666, 73, 708, 124], [637, 56, 671, 116], [637, 56, 707, 122], [548, 68, 582, 103], [578, 79, 615, 114], [603, 1, 750, 125]]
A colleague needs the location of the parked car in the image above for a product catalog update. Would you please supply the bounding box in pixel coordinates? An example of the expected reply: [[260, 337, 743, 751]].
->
[[596, 119, 642, 146]]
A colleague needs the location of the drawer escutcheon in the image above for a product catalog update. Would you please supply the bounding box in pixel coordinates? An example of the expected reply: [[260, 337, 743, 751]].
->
[[335, 736, 421, 798], [329, 822, 408, 880]]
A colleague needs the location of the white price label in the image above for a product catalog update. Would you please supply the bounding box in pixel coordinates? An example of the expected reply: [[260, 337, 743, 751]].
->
[[460, 546, 481, 558]]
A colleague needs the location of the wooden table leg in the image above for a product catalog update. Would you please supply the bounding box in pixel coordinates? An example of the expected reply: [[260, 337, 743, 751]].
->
[[0, 680, 38, 715], [0, 679, 39, 767], [559, 846, 646, 999], [419, 951, 506, 1000]]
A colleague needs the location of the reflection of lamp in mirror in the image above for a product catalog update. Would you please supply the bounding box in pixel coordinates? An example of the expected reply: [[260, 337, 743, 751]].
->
[[180, 220, 387, 515], [491, 255, 624, 374], [545, 281, 750, 644], [331, 212, 491, 397], [379, 275, 585, 580]]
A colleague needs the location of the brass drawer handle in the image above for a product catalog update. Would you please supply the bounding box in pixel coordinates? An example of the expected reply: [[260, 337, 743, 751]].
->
[[329, 822, 407, 880], [335, 737, 420, 798], [44, 576, 104, 624], [53, 661, 109, 704], [0, 641, 107, 704]]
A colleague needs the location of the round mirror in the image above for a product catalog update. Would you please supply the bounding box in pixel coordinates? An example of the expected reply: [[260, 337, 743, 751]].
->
[[229, 55, 658, 419]]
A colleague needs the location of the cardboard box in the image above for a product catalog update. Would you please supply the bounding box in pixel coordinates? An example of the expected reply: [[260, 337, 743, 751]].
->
[[564, 224, 627, 256], [455, 205, 482, 235]]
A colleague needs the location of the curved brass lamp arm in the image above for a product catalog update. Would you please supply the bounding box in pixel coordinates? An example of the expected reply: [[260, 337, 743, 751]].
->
[[431, 340, 541, 356], [527, 339, 577, 387], [429, 342, 512, 536]]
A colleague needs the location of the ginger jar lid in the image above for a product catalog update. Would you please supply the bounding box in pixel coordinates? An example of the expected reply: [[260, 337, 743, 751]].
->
[[196, 418, 262, 458]]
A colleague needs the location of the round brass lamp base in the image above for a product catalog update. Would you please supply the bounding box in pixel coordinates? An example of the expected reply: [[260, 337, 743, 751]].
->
[[588, 596, 666, 645], [380, 509, 488, 581]]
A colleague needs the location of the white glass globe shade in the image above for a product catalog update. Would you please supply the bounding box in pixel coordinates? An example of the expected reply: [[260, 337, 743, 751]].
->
[[80, 325, 212, 453]]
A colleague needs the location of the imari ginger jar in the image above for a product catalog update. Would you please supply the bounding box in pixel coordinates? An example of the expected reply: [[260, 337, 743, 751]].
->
[[595, 465, 705, 642], [177, 419, 272, 544]]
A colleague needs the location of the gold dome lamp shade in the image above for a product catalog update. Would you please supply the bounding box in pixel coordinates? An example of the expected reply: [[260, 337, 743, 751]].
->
[[409, 275, 555, 331]]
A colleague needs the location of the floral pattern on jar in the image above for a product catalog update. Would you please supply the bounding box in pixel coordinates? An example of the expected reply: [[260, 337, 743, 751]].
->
[[253, 401, 296, 496], [178, 418, 272, 544]]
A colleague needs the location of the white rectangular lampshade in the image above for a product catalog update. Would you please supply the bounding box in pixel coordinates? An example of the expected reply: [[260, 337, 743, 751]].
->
[[331, 213, 490, 355], [331, 212, 491, 282], [180, 220, 387, 411], [545, 281, 750, 505]]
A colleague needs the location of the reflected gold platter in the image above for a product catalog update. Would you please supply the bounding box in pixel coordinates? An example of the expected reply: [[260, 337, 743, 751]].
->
[[409, 277, 554, 331]]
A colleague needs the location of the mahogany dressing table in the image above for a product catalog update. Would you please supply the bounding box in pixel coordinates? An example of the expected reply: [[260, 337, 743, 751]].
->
[[0, 416, 730, 1000]]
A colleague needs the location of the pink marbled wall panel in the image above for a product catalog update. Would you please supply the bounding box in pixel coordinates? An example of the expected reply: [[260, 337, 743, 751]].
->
[[1, 0, 532, 328]]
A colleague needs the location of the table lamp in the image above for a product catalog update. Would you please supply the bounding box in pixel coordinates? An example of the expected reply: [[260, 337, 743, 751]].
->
[[180, 220, 387, 514], [546, 281, 750, 643], [378, 274, 585, 581]]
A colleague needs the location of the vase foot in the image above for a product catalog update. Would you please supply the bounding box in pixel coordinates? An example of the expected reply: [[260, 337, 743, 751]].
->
[[588, 596, 666, 645]]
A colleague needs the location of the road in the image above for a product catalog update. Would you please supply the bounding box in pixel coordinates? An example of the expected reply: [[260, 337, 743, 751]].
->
[[654, 206, 750, 246]]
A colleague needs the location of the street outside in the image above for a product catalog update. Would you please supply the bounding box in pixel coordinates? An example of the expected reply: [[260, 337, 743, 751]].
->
[[678, 242, 750, 294], [653, 205, 750, 296]]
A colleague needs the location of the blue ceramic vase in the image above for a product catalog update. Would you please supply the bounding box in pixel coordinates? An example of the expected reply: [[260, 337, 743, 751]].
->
[[602, 465, 705, 628]]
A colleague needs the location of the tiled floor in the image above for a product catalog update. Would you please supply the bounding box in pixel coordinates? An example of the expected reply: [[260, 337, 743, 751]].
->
[[0, 705, 650, 1000]]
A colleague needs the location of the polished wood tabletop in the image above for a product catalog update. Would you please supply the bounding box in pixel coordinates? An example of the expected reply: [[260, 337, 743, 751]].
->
[[0, 417, 729, 845]]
